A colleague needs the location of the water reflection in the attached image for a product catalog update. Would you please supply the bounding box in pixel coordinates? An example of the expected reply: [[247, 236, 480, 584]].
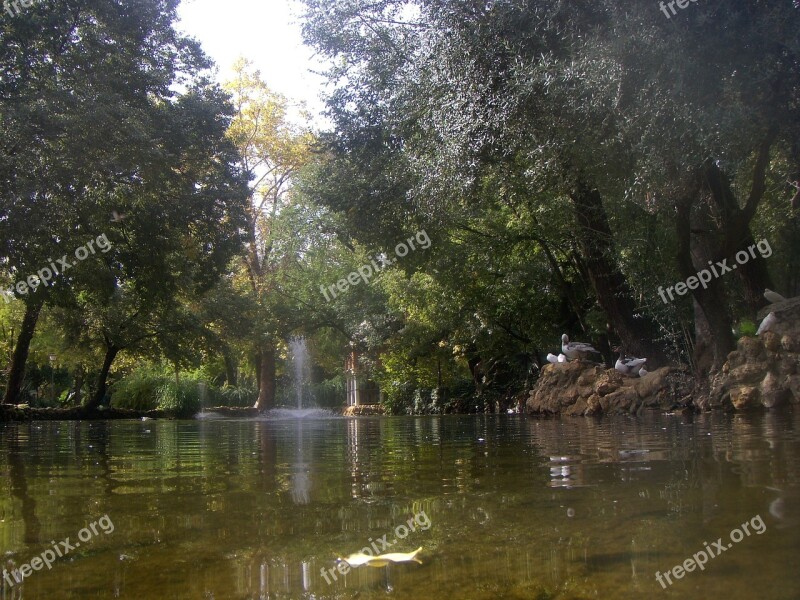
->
[[0, 412, 798, 599]]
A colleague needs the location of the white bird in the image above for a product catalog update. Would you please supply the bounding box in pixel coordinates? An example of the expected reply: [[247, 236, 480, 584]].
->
[[558, 353, 567, 363], [614, 349, 647, 376], [546, 353, 559, 364], [561, 334, 600, 361], [764, 289, 787, 304], [638, 366, 648, 377], [757, 312, 778, 336]]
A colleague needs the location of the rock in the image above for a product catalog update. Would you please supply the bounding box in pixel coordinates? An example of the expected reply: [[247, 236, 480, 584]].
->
[[781, 335, 798, 352], [708, 302, 800, 411], [760, 372, 788, 408], [729, 363, 769, 385], [737, 336, 766, 360], [785, 375, 800, 404], [730, 386, 760, 410], [595, 370, 623, 396], [526, 361, 689, 416], [762, 331, 782, 352]]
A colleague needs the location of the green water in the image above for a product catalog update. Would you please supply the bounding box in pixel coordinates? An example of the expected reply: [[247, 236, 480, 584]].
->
[[1, 412, 798, 599]]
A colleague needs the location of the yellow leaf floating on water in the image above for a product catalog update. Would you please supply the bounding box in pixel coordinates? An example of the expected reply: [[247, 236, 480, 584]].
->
[[340, 546, 423, 568]]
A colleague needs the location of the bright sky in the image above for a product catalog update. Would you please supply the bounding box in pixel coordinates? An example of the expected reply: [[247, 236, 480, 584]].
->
[[176, 0, 328, 126]]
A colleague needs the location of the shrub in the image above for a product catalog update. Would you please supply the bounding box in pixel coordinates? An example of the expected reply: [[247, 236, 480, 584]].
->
[[310, 375, 345, 409], [384, 381, 416, 415], [212, 385, 257, 408], [112, 366, 259, 415], [155, 378, 202, 417], [110, 368, 166, 412]]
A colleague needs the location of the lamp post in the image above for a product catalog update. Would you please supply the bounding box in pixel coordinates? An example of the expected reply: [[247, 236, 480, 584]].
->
[[48, 354, 57, 404]]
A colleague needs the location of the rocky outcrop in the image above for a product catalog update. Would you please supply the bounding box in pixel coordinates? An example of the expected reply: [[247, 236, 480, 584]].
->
[[526, 362, 693, 416], [705, 303, 800, 410]]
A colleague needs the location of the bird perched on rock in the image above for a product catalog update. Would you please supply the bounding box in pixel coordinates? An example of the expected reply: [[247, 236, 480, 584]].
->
[[764, 289, 787, 304], [546, 353, 569, 364], [757, 312, 778, 336], [614, 348, 647, 376], [561, 334, 600, 361]]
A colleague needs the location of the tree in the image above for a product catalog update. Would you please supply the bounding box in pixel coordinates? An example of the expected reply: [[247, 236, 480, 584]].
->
[[223, 59, 313, 411], [301, 0, 800, 378], [0, 0, 232, 403]]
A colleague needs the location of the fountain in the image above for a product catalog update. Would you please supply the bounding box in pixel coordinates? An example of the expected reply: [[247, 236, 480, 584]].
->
[[289, 336, 309, 410], [265, 337, 335, 419]]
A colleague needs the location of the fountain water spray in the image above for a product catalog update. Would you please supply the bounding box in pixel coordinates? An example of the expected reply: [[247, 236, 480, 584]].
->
[[289, 337, 310, 410]]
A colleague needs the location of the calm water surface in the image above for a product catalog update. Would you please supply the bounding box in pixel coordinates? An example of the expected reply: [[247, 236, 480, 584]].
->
[[1, 412, 798, 599]]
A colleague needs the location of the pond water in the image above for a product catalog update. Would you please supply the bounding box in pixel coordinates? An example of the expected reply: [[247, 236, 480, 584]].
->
[[1, 411, 798, 599]]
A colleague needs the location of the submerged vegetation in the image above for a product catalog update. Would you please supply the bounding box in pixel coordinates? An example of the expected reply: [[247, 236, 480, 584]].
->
[[1, 0, 799, 416]]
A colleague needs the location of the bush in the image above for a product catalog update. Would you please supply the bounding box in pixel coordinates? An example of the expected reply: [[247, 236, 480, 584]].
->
[[211, 385, 257, 408], [111, 366, 261, 415], [384, 381, 416, 415], [110, 368, 166, 412], [310, 375, 345, 409], [155, 378, 202, 417]]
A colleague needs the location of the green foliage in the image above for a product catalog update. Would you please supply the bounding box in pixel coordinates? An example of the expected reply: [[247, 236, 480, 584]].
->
[[383, 381, 416, 415], [110, 367, 167, 412], [299, 0, 800, 379], [213, 386, 258, 408], [309, 375, 346, 409], [736, 320, 758, 339], [5, 0, 800, 413], [154, 378, 203, 418], [111, 366, 255, 415]]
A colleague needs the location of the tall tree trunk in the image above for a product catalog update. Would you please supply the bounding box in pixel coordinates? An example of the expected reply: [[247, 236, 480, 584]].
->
[[254, 351, 262, 394], [734, 231, 773, 316], [675, 196, 735, 373], [86, 345, 119, 411], [254, 345, 275, 411], [702, 161, 774, 315], [569, 181, 668, 364], [223, 349, 238, 387], [676, 132, 775, 372], [3, 299, 44, 404], [70, 365, 84, 406]]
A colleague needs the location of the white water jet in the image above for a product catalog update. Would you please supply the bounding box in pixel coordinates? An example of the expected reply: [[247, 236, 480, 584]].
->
[[288, 337, 311, 410]]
